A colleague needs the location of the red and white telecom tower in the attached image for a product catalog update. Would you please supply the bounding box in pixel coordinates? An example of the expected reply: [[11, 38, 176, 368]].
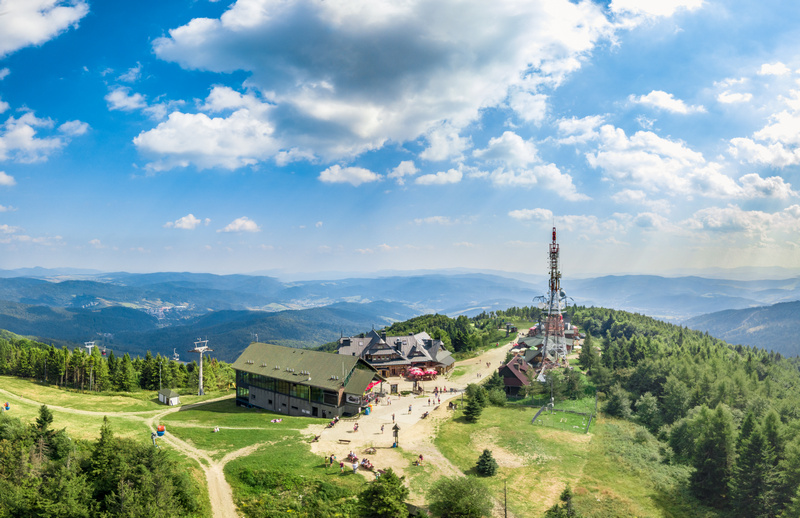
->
[[536, 227, 569, 378]]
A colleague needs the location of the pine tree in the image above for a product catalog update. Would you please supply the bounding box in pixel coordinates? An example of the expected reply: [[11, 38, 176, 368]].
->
[[730, 425, 778, 517], [475, 449, 498, 476], [603, 384, 632, 419], [634, 392, 661, 434], [577, 333, 599, 372]]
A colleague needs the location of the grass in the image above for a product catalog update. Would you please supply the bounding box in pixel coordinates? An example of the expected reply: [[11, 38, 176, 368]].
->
[[0, 375, 233, 413], [433, 406, 722, 518]]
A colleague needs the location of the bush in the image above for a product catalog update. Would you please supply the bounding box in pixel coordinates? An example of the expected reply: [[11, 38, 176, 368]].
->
[[487, 389, 507, 407], [427, 476, 492, 517]]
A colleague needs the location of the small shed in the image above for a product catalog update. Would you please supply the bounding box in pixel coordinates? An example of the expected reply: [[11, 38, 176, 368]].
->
[[158, 389, 180, 406]]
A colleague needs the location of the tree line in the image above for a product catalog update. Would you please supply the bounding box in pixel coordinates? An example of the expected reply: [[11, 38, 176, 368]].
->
[[0, 332, 234, 394]]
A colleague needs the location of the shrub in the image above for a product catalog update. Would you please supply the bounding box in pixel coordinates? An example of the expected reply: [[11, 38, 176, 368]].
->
[[487, 389, 507, 407], [475, 449, 498, 477]]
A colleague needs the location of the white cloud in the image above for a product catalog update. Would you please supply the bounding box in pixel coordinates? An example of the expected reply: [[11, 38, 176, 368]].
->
[[142, 0, 655, 169], [105, 87, 147, 111], [555, 115, 605, 145], [758, 62, 791, 76], [118, 62, 142, 83], [0, 204, 14, 212], [508, 91, 548, 124], [315, 221, 323, 228], [415, 168, 462, 185], [0, 98, 8, 114], [164, 214, 209, 229], [717, 91, 752, 104], [0, 112, 64, 163], [89, 238, 105, 249], [508, 208, 553, 221], [610, 0, 703, 19], [0, 68, 9, 80], [0, 0, 89, 58], [588, 124, 749, 198], [387, 160, 419, 185], [318, 165, 381, 186], [419, 124, 471, 162], [474, 131, 538, 167], [728, 90, 800, 168], [58, 120, 89, 136], [684, 205, 800, 240], [629, 90, 705, 114], [414, 216, 453, 225], [737, 173, 797, 200], [453, 241, 475, 247], [0, 171, 16, 186], [218, 216, 260, 233], [134, 109, 279, 171]]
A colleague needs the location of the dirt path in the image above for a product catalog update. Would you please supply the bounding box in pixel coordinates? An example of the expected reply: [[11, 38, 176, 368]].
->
[[309, 339, 519, 517]]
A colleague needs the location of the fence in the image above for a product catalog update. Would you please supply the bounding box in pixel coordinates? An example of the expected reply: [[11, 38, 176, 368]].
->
[[529, 394, 597, 434]]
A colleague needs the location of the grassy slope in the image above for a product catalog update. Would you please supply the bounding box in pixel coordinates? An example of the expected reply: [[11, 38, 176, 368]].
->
[[434, 406, 721, 518]]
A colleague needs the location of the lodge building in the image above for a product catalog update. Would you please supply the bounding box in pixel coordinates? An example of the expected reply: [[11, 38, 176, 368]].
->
[[233, 342, 383, 418]]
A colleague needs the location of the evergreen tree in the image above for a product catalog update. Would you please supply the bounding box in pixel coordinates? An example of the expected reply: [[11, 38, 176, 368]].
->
[[690, 404, 736, 507], [35, 404, 54, 436], [484, 370, 504, 392], [463, 385, 486, 423], [357, 468, 409, 518], [730, 425, 778, 517], [475, 449, 498, 476], [577, 333, 598, 372], [544, 484, 581, 518]]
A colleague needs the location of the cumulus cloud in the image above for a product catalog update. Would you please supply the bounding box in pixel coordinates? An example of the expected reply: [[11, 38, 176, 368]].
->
[[684, 205, 800, 242], [508, 208, 553, 221], [717, 91, 752, 104], [105, 87, 147, 111], [629, 90, 705, 114], [586, 124, 790, 200], [0, 171, 16, 186], [319, 165, 380, 186], [0, 68, 9, 80], [0, 0, 89, 58], [134, 109, 278, 171], [474, 131, 538, 167], [138, 0, 646, 170], [0, 204, 15, 212], [609, 0, 703, 18], [164, 214, 210, 229], [218, 216, 260, 233], [387, 160, 419, 185], [0, 112, 67, 163], [555, 115, 605, 145], [758, 62, 791, 76], [415, 168, 462, 185], [728, 90, 800, 168], [58, 120, 89, 136]]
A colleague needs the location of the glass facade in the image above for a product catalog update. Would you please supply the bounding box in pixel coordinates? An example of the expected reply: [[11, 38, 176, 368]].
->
[[236, 369, 339, 407]]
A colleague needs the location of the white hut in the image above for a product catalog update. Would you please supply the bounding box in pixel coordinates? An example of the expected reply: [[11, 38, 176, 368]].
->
[[158, 389, 180, 406]]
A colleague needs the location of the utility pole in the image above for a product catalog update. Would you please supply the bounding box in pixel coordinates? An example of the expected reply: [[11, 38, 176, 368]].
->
[[188, 339, 213, 396]]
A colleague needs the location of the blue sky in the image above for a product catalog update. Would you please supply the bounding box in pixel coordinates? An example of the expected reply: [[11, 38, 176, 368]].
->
[[1, 0, 799, 277]]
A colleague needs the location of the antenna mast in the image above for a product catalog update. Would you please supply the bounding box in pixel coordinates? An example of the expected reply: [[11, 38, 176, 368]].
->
[[538, 227, 569, 377]]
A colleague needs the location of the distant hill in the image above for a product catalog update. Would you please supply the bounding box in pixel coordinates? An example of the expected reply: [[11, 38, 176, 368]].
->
[[683, 300, 800, 357]]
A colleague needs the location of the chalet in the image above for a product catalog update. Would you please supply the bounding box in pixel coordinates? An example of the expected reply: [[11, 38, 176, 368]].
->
[[498, 356, 531, 396], [232, 342, 383, 418], [337, 330, 455, 378]]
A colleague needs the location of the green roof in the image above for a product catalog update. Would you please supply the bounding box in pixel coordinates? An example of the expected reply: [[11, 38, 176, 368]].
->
[[158, 389, 180, 398], [233, 342, 381, 392]]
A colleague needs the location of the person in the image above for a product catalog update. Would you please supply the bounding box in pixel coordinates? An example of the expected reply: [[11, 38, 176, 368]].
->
[[428, 398, 431, 406], [352, 461, 358, 474], [381, 424, 385, 434], [419, 454, 424, 464], [392, 413, 395, 423], [409, 404, 412, 414], [354, 423, 358, 432]]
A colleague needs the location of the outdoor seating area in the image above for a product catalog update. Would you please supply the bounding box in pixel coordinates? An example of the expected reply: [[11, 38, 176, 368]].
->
[[406, 367, 438, 380]]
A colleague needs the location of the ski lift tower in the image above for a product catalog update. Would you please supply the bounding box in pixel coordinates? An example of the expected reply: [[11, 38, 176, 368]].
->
[[188, 339, 213, 395], [536, 227, 570, 376]]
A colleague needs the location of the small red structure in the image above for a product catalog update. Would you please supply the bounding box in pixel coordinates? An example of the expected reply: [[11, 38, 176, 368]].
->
[[157, 425, 166, 437]]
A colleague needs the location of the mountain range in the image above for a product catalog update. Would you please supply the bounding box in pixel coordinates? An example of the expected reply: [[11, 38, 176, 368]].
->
[[0, 268, 797, 360]]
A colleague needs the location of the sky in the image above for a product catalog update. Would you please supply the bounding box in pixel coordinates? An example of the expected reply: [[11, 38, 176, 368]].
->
[[1, 0, 800, 278]]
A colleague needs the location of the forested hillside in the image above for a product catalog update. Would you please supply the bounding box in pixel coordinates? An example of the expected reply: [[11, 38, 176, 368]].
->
[[684, 300, 800, 357], [568, 307, 800, 516]]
